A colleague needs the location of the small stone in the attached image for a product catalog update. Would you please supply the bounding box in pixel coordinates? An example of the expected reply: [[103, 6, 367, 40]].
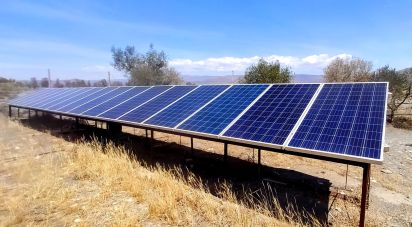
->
[[74, 218, 81, 223], [371, 179, 377, 183], [381, 169, 393, 174], [335, 207, 342, 212]]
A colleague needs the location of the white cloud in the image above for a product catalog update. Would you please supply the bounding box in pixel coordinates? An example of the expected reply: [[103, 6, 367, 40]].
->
[[170, 53, 352, 75]]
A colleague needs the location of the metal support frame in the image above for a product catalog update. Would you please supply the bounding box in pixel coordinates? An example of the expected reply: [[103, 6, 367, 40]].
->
[[28, 109, 31, 119], [35, 110, 38, 117], [224, 143, 228, 162], [359, 164, 371, 227], [6, 105, 374, 226], [150, 130, 154, 151], [258, 148, 261, 175], [95, 120, 97, 128]]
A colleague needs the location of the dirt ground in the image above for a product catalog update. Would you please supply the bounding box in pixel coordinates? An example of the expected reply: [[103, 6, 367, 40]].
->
[[1, 111, 411, 226]]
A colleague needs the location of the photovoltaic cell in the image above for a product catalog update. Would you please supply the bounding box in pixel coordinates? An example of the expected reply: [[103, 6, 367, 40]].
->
[[119, 86, 197, 123], [14, 89, 61, 107], [224, 84, 319, 145], [10, 89, 52, 106], [99, 86, 171, 119], [145, 85, 230, 128], [28, 88, 74, 108], [46, 88, 98, 111], [178, 85, 268, 135], [35, 88, 88, 109], [57, 87, 109, 112], [82, 87, 149, 117], [68, 87, 131, 114], [288, 83, 387, 160]]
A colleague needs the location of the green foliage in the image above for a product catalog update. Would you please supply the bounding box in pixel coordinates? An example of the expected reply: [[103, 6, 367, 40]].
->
[[111, 44, 183, 86], [93, 79, 108, 87], [64, 79, 88, 87], [241, 59, 293, 84], [40, 77, 49, 88], [54, 79, 64, 88], [29, 77, 39, 89], [372, 65, 412, 122]]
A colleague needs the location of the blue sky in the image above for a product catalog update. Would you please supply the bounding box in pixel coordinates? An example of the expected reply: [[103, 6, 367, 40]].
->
[[0, 0, 411, 80]]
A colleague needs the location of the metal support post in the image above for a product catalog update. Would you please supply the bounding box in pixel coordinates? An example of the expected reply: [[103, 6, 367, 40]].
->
[[35, 110, 38, 117], [28, 109, 31, 119], [190, 137, 194, 156], [60, 115, 63, 132], [359, 164, 371, 227], [150, 130, 154, 151], [75, 117, 79, 129], [258, 148, 261, 176], [224, 143, 228, 162], [17, 108, 20, 118], [8, 106, 12, 118]]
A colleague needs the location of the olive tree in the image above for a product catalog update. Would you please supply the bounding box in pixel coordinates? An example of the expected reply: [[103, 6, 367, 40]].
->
[[324, 57, 373, 82], [111, 44, 183, 85], [372, 65, 412, 122], [241, 59, 293, 83]]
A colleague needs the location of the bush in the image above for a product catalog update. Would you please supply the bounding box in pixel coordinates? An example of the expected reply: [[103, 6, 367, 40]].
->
[[392, 116, 412, 130]]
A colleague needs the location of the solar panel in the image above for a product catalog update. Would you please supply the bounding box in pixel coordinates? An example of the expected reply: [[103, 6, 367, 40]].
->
[[68, 87, 131, 114], [82, 86, 149, 117], [223, 84, 319, 146], [119, 85, 197, 123], [27, 88, 74, 108], [98, 86, 172, 119], [46, 88, 97, 111], [8, 83, 387, 164], [10, 88, 53, 106], [287, 83, 387, 161], [177, 85, 268, 135], [13, 88, 62, 107], [35, 88, 89, 109], [145, 85, 230, 128]]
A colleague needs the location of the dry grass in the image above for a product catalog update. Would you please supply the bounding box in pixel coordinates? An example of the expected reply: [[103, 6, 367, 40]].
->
[[0, 119, 322, 226]]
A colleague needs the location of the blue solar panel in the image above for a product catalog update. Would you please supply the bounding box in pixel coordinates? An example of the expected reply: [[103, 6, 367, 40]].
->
[[119, 86, 197, 123], [35, 88, 88, 109], [28, 88, 74, 108], [178, 85, 268, 135], [57, 87, 110, 112], [68, 87, 132, 114], [145, 85, 230, 128], [82, 87, 149, 117], [288, 83, 387, 160], [10, 89, 52, 106], [224, 84, 319, 145], [99, 86, 171, 119], [14, 89, 62, 107], [46, 88, 98, 111]]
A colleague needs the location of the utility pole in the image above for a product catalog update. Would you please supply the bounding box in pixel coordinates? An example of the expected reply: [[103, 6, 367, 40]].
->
[[231, 70, 234, 84], [107, 71, 111, 87], [48, 69, 51, 88]]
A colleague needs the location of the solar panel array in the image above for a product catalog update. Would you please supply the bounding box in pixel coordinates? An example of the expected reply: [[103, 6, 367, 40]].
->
[[8, 83, 388, 164]]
